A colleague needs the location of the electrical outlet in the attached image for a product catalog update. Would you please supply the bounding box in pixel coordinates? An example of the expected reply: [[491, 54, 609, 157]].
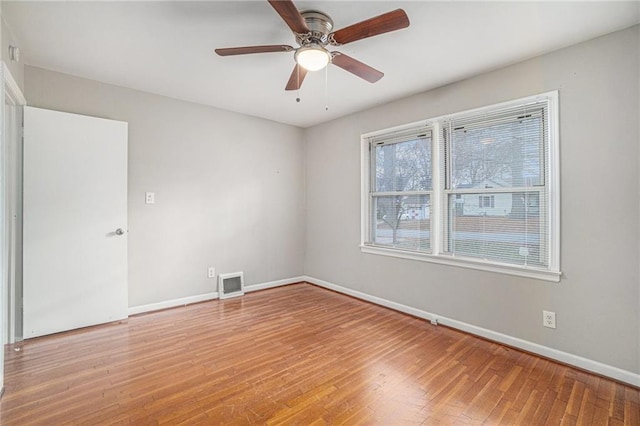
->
[[543, 310, 556, 329], [145, 192, 155, 204], [208, 267, 215, 279]]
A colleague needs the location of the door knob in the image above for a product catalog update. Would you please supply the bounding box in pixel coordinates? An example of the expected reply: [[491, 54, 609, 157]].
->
[[115, 228, 125, 235]]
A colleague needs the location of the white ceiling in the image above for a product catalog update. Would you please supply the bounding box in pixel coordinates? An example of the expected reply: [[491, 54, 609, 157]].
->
[[3, 1, 639, 128]]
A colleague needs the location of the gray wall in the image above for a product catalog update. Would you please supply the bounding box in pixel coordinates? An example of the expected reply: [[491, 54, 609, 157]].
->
[[304, 26, 640, 373], [25, 67, 306, 307]]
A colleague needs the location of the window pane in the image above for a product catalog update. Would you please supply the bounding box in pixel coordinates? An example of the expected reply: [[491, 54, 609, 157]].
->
[[375, 137, 431, 192], [373, 194, 431, 251], [449, 114, 544, 189], [447, 192, 547, 267], [364, 95, 557, 278]]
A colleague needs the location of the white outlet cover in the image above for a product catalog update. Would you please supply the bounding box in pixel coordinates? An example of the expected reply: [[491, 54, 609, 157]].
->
[[145, 192, 155, 204], [543, 310, 556, 329], [208, 267, 215, 278]]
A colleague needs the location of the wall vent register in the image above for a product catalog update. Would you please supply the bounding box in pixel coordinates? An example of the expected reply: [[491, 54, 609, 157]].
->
[[218, 272, 244, 299]]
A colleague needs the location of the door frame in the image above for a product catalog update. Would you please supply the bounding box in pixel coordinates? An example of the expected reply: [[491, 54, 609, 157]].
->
[[2, 62, 26, 345]]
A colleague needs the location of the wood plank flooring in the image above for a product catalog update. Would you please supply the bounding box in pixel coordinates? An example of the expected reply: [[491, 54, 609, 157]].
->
[[1, 283, 638, 425]]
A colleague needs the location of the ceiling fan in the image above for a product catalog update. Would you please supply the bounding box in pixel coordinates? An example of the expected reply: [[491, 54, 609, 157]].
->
[[214, 0, 410, 91]]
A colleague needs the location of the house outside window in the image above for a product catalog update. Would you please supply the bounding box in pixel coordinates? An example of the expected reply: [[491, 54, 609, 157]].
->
[[361, 92, 560, 282]]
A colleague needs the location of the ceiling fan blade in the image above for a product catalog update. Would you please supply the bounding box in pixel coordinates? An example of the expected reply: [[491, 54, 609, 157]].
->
[[267, 0, 310, 34], [331, 53, 383, 83], [329, 9, 409, 46], [215, 45, 294, 56], [285, 64, 308, 91]]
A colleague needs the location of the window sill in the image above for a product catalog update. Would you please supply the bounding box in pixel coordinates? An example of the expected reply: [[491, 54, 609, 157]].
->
[[360, 244, 561, 283]]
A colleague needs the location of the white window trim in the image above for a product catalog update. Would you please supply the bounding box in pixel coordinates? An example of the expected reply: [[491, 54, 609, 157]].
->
[[360, 91, 561, 283]]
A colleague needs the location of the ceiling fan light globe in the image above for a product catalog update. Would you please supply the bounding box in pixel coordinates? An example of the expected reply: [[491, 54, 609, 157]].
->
[[295, 46, 330, 71]]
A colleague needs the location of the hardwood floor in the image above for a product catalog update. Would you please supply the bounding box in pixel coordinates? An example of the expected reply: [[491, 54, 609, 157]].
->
[[1, 283, 638, 425]]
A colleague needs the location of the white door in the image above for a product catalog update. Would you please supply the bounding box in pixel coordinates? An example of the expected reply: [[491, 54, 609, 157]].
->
[[23, 106, 128, 338]]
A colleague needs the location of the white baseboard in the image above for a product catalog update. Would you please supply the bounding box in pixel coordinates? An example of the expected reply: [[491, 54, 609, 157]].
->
[[128, 292, 220, 315], [245, 276, 306, 293], [128, 276, 306, 316], [303, 276, 640, 387]]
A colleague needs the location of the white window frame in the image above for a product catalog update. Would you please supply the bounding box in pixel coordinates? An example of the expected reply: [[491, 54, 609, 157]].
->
[[360, 91, 561, 282]]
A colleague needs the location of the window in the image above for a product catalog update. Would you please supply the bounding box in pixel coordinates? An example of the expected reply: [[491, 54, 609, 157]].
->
[[478, 195, 495, 209], [370, 127, 432, 252], [361, 92, 560, 281]]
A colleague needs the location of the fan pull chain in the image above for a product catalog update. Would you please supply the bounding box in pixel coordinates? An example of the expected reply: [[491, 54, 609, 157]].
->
[[324, 65, 329, 111], [296, 66, 301, 103]]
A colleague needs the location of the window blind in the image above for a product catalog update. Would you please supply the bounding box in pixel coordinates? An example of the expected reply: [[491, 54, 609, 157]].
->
[[369, 127, 432, 252], [362, 92, 559, 280], [443, 100, 550, 268], [369, 125, 431, 146]]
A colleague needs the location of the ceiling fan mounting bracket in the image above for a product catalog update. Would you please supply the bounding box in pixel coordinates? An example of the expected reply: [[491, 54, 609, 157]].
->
[[327, 33, 341, 47], [296, 31, 327, 47]]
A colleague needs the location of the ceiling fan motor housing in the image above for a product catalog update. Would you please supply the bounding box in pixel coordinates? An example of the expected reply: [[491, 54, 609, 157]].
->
[[296, 11, 334, 46]]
